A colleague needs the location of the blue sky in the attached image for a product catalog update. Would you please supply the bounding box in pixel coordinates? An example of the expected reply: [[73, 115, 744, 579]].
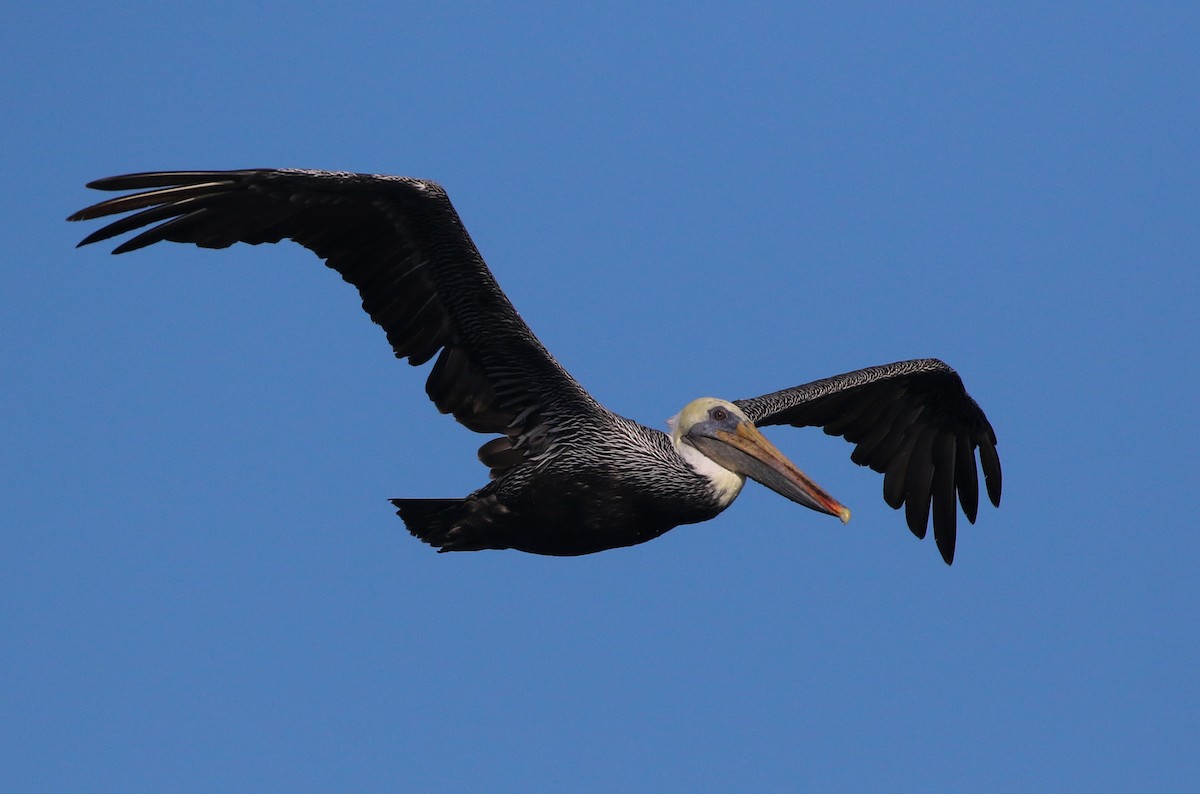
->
[[3, 2, 1197, 791]]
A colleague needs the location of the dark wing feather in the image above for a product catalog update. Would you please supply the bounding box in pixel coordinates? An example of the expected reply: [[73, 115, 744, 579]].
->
[[69, 169, 601, 475], [734, 358, 1001, 564]]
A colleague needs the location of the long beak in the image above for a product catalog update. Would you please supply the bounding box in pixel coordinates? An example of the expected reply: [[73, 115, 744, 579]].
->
[[695, 422, 851, 523]]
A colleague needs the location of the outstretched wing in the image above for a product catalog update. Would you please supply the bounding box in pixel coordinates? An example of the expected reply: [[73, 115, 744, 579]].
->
[[69, 169, 601, 476], [734, 358, 1001, 564]]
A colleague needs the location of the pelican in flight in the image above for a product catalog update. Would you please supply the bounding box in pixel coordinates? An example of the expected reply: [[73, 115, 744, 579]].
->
[[70, 169, 1001, 564]]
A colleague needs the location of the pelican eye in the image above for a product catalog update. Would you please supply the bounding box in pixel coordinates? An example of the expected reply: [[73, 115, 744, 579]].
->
[[710, 407, 730, 422]]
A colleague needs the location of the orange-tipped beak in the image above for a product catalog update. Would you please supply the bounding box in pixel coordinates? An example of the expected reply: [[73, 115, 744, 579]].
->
[[707, 422, 851, 523]]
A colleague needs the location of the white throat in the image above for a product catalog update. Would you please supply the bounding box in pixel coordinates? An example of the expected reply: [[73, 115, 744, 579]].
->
[[674, 436, 746, 508]]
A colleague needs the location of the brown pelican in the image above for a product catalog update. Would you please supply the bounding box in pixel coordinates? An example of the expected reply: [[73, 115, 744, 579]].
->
[[69, 169, 1001, 564]]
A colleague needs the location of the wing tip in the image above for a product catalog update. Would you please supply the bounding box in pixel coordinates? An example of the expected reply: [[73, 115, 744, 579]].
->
[[936, 537, 956, 565]]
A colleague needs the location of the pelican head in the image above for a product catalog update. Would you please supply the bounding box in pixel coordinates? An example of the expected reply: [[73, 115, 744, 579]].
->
[[671, 397, 851, 522]]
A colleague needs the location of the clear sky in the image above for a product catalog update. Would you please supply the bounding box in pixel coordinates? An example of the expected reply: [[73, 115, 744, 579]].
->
[[3, 3, 1197, 791]]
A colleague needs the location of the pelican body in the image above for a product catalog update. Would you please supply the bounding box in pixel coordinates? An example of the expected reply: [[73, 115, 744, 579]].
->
[[70, 169, 1001, 564]]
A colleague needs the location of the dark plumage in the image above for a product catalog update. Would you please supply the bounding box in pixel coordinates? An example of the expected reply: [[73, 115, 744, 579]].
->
[[70, 168, 1001, 563], [735, 359, 1001, 564]]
